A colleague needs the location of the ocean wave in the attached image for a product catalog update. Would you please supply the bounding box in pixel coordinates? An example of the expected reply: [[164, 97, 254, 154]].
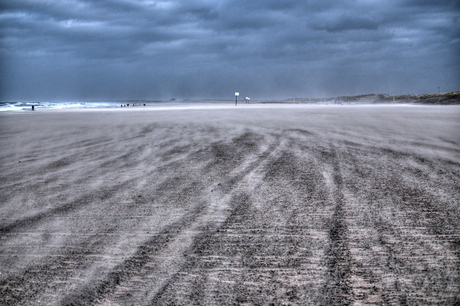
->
[[0, 101, 120, 111]]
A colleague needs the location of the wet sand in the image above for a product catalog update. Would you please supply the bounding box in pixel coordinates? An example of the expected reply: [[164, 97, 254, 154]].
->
[[1, 104, 459, 305]]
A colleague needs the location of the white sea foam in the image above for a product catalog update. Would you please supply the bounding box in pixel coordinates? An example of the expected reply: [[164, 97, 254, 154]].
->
[[0, 100, 417, 112], [0, 101, 120, 111]]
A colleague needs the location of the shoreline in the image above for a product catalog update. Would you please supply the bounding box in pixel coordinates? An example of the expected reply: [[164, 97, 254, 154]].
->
[[0, 102, 446, 114]]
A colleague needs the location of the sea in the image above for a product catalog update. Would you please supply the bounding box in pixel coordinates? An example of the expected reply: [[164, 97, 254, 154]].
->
[[0, 101, 182, 111]]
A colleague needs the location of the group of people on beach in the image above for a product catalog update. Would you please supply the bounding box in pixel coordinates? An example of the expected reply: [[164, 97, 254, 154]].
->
[[120, 103, 147, 107]]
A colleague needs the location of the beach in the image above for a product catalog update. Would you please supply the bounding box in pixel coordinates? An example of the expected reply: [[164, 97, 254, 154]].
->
[[1, 104, 459, 305]]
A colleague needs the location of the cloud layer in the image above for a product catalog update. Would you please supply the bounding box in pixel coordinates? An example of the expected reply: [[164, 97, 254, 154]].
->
[[1, 0, 459, 100]]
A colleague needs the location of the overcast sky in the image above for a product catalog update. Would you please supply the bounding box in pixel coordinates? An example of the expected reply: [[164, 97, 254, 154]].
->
[[1, 0, 459, 101]]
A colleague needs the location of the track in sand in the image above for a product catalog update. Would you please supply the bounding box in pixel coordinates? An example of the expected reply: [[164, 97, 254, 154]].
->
[[1, 105, 459, 304]]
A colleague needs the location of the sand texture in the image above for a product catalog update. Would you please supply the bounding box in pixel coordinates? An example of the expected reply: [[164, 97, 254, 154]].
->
[[1, 105, 459, 305]]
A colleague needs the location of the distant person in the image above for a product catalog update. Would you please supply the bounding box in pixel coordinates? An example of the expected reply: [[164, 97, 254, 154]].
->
[[32, 105, 34, 111]]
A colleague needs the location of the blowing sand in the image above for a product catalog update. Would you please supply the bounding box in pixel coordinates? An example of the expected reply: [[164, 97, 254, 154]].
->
[[1, 104, 459, 305]]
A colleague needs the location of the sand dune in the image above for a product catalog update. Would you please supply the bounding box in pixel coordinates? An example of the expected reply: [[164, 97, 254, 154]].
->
[[1, 104, 459, 305]]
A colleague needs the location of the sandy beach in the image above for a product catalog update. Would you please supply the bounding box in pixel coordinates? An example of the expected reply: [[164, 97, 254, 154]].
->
[[1, 104, 459, 305]]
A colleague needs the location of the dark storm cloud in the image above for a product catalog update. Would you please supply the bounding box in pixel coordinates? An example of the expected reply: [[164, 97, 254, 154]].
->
[[1, 0, 459, 101]]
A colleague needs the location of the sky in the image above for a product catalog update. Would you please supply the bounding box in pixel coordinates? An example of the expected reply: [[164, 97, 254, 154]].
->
[[1, 0, 459, 101]]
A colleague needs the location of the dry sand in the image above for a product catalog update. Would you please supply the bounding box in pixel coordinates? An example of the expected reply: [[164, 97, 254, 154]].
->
[[1, 104, 459, 305]]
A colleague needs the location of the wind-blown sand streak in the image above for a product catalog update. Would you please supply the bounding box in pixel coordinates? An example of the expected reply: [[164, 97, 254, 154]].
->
[[0, 105, 459, 305]]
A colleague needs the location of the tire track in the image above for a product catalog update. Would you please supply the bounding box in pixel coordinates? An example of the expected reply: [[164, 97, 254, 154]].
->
[[150, 134, 284, 303], [333, 140, 460, 304], [2, 107, 459, 304], [149, 131, 333, 305], [322, 145, 352, 305], [74, 130, 282, 305], [150, 192, 253, 305], [146, 133, 293, 305], [59, 201, 208, 305], [329, 142, 389, 304], [0, 189, 120, 235]]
